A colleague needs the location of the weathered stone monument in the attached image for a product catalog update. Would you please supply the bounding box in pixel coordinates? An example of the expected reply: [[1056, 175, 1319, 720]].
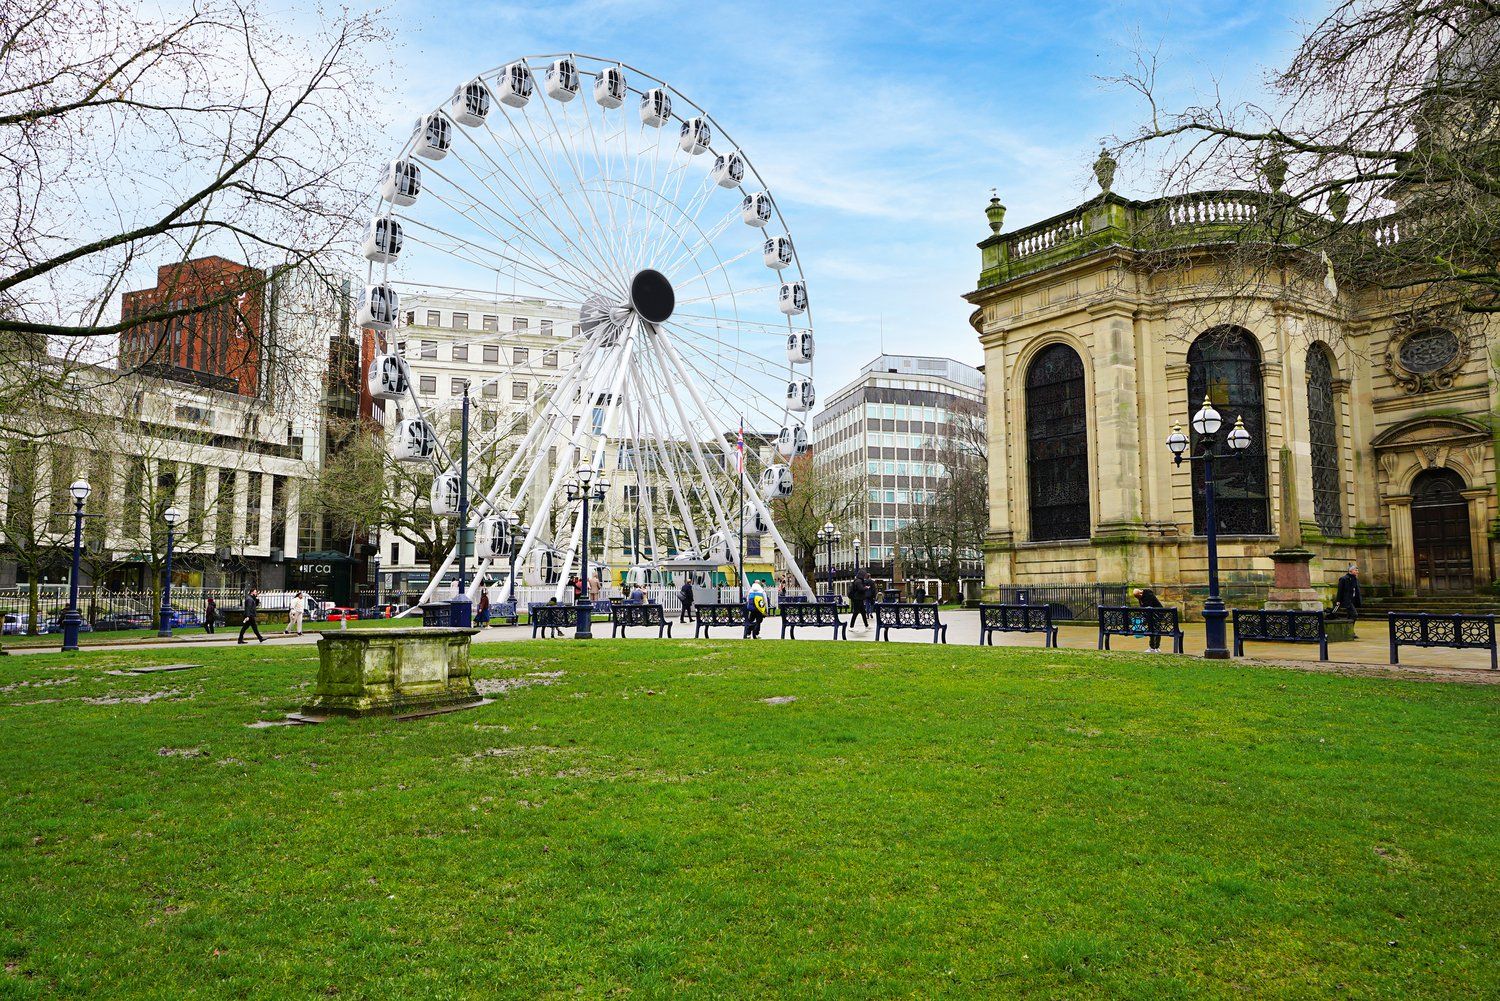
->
[[302, 628, 481, 718]]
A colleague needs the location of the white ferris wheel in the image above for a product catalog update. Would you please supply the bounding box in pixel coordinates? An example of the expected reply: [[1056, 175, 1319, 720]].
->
[[354, 53, 818, 607]]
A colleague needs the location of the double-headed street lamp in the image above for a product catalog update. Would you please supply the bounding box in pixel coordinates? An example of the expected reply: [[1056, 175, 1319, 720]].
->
[[565, 467, 609, 639], [60, 479, 92, 653], [505, 512, 527, 602], [157, 505, 182, 637], [816, 521, 841, 598], [1167, 396, 1253, 659]]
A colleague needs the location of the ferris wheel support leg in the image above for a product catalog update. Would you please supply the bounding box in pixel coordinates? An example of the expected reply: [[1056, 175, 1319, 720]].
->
[[655, 331, 814, 597], [417, 336, 608, 612], [629, 368, 702, 552], [644, 341, 734, 535]]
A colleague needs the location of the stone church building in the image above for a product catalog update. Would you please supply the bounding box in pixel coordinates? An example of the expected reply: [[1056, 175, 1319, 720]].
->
[[966, 184, 1497, 607]]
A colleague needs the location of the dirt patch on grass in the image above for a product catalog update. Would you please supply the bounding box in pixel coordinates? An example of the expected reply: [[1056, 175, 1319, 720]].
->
[[157, 746, 206, 758], [1245, 658, 1500, 686], [83, 688, 192, 705], [760, 695, 798, 705], [474, 671, 564, 696], [0, 677, 76, 694]]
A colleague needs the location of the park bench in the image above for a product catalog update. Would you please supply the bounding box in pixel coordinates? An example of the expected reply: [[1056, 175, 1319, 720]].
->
[[693, 603, 747, 638], [1387, 612, 1497, 670], [779, 601, 848, 640], [874, 603, 947, 644], [978, 603, 1058, 648], [528, 603, 573, 638], [485, 599, 519, 627], [1096, 606, 1184, 653], [610, 602, 673, 639], [1232, 609, 1327, 661]]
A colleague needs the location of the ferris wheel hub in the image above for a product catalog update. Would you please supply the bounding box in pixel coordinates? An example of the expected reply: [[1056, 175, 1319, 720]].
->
[[629, 269, 675, 324]]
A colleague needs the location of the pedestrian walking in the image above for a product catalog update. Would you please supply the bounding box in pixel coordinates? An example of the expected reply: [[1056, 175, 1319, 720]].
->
[[204, 597, 217, 635], [1333, 564, 1362, 621], [744, 580, 767, 639], [1132, 587, 1164, 652], [678, 579, 694, 622], [238, 589, 264, 644], [284, 591, 306, 635], [848, 574, 869, 631], [476, 589, 491, 627], [588, 575, 601, 604]]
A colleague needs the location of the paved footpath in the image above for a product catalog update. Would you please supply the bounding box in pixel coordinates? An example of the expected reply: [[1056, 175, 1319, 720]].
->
[[7, 611, 1496, 683]]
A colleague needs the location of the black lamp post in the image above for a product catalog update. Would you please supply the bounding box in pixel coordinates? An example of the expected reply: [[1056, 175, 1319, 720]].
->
[[816, 521, 841, 598], [60, 478, 91, 653], [507, 514, 526, 603], [1167, 396, 1252, 659], [566, 467, 608, 639], [372, 552, 382, 615], [157, 505, 182, 637], [450, 384, 473, 628], [852, 536, 861, 573]]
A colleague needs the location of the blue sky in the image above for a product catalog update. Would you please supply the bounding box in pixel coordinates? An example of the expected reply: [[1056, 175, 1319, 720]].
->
[[381, 0, 1316, 393]]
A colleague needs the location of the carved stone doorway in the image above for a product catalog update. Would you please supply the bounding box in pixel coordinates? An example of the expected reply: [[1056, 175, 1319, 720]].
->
[[1410, 469, 1474, 593]]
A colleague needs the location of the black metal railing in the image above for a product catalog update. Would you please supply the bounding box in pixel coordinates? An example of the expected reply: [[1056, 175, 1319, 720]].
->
[[993, 585, 1130, 623]]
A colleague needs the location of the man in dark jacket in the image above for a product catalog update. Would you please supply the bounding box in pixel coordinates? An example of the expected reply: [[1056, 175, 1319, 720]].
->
[[1334, 564, 1362, 620], [238, 589, 265, 644], [678, 580, 694, 622], [848, 575, 869, 631]]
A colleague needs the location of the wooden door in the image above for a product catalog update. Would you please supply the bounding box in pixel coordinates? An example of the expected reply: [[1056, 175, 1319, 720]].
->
[[1411, 470, 1474, 593]]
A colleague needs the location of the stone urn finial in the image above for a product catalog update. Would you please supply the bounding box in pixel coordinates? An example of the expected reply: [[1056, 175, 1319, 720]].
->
[[985, 190, 1007, 234], [1327, 185, 1349, 222], [1093, 148, 1118, 193], [1262, 150, 1289, 193]]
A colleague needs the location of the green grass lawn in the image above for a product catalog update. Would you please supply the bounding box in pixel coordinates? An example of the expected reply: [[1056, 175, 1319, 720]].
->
[[1, 640, 1496, 998]]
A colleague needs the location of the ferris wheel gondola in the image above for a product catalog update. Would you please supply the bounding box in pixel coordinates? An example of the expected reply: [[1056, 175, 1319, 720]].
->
[[360, 53, 819, 608]]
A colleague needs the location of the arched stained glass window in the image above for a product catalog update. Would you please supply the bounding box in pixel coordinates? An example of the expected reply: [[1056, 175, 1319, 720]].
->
[[1306, 345, 1343, 536], [1187, 328, 1270, 535], [1025, 344, 1090, 541]]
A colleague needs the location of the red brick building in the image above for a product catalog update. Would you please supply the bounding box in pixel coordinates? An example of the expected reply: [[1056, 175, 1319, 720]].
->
[[119, 256, 265, 396]]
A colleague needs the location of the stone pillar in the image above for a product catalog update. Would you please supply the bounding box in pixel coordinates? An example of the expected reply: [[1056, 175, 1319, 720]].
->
[[1088, 302, 1144, 583], [1462, 488, 1492, 586], [981, 326, 1015, 591], [1387, 496, 1414, 593]]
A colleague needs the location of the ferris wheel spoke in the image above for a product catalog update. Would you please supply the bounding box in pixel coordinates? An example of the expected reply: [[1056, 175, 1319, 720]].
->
[[667, 340, 789, 432], [394, 215, 595, 303], [644, 164, 713, 273], [426, 131, 599, 284], [463, 116, 624, 298], [674, 283, 777, 306], [655, 203, 741, 280], [491, 94, 624, 291], [418, 162, 610, 296], [447, 148, 620, 300], [520, 91, 630, 287]]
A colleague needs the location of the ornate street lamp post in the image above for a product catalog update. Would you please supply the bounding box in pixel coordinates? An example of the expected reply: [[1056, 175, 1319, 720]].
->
[[506, 513, 526, 605], [565, 467, 608, 639], [852, 536, 862, 573], [450, 383, 473, 627], [816, 521, 841, 598], [60, 479, 91, 653], [372, 552, 382, 615], [157, 505, 182, 637], [1167, 397, 1253, 658]]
